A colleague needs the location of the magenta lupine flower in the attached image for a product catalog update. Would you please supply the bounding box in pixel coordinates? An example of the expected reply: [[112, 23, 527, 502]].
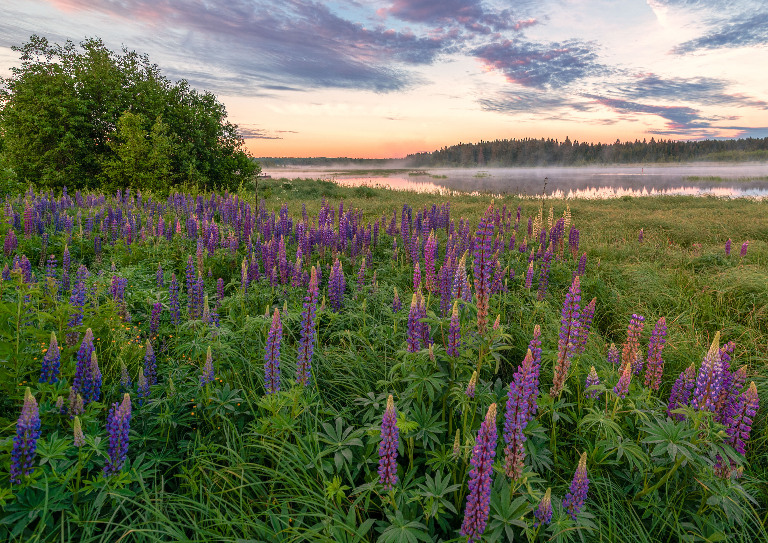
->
[[169, 273, 180, 325], [473, 206, 495, 334], [585, 366, 601, 399], [447, 300, 461, 357], [692, 334, 723, 413], [392, 287, 402, 313], [614, 362, 632, 398], [144, 340, 157, 386], [297, 267, 319, 386], [466, 371, 478, 399], [424, 231, 437, 292], [534, 488, 553, 527], [104, 393, 132, 477], [504, 350, 537, 479], [264, 308, 283, 394], [10, 388, 41, 484], [667, 363, 696, 420], [644, 317, 667, 391], [524, 262, 534, 289], [621, 314, 645, 374], [740, 240, 748, 258], [406, 292, 421, 353], [73, 416, 85, 447], [150, 302, 162, 338], [562, 452, 589, 520], [725, 238, 731, 256], [575, 297, 596, 354], [378, 394, 399, 490], [536, 251, 553, 301], [727, 382, 759, 454], [40, 331, 60, 384], [200, 346, 215, 386], [551, 276, 581, 397], [329, 258, 345, 312], [461, 403, 497, 543]]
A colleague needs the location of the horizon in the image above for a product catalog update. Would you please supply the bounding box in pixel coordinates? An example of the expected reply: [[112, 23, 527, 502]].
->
[[2, 1, 767, 159]]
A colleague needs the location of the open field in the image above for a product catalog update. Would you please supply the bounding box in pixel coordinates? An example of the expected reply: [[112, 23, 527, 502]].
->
[[1, 179, 766, 542]]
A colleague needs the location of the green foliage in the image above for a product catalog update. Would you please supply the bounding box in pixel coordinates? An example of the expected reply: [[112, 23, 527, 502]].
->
[[0, 35, 258, 193]]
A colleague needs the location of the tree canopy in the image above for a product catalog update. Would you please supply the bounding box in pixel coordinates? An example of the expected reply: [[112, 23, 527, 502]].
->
[[0, 35, 258, 193]]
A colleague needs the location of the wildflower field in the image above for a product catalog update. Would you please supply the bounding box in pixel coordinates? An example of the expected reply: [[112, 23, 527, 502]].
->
[[1, 178, 767, 542]]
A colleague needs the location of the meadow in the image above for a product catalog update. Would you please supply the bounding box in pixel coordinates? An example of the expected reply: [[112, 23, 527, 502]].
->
[[0, 178, 766, 542]]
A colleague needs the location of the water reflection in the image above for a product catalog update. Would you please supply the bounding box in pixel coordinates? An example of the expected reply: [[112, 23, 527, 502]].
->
[[272, 164, 768, 199]]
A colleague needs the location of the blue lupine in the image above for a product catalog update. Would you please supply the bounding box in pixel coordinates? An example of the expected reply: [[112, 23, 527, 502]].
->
[[447, 300, 461, 357], [328, 258, 345, 312], [504, 350, 538, 479], [534, 488, 553, 527], [10, 388, 41, 484], [667, 363, 696, 420], [551, 276, 581, 397], [378, 394, 399, 490], [692, 334, 723, 413], [103, 393, 132, 476], [406, 292, 421, 353], [200, 346, 215, 386], [264, 308, 283, 394], [585, 366, 601, 399], [563, 452, 589, 520], [40, 331, 60, 383], [461, 403, 497, 543]]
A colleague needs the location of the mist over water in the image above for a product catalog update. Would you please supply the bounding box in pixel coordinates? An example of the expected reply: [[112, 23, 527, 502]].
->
[[270, 163, 768, 198]]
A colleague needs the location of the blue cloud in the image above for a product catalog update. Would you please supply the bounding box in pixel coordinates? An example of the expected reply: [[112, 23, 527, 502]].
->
[[617, 74, 768, 108], [672, 10, 768, 53]]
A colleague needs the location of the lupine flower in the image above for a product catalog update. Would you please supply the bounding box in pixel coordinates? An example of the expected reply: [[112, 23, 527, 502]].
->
[[725, 238, 731, 256], [492, 314, 501, 330], [621, 314, 645, 374], [56, 395, 64, 414], [3, 229, 17, 256], [200, 346, 215, 386], [562, 452, 589, 520], [524, 262, 534, 289], [667, 363, 696, 420], [40, 331, 60, 383], [585, 366, 601, 399], [412, 262, 422, 291], [83, 351, 102, 405], [452, 252, 472, 304], [447, 300, 461, 357], [473, 206, 495, 333], [424, 231, 437, 292], [466, 371, 478, 399], [10, 388, 41, 484], [740, 240, 748, 258], [72, 328, 95, 396], [452, 429, 461, 459], [120, 361, 132, 391], [104, 393, 132, 476], [73, 416, 85, 447], [355, 257, 366, 293], [614, 362, 632, 399], [461, 403, 497, 543], [575, 297, 596, 354], [169, 273, 180, 325], [644, 317, 667, 391], [406, 292, 421, 353], [68, 388, 84, 419], [533, 488, 553, 528], [504, 350, 537, 479], [264, 308, 282, 394], [150, 302, 162, 338], [297, 266, 319, 386], [156, 263, 164, 288], [536, 250, 553, 301], [136, 367, 150, 405], [378, 394, 399, 490], [727, 382, 759, 454], [328, 258, 345, 312], [392, 287, 402, 313], [68, 265, 88, 329], [638, 228, 644, 243], [144, 340, 157, 386], [692, 333, 723, 413], [551, 276, 581, 397], [608, 343, 619, 366]]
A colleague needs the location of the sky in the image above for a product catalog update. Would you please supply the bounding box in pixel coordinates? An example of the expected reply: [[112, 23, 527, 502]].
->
[[1, 0, 767, 158]]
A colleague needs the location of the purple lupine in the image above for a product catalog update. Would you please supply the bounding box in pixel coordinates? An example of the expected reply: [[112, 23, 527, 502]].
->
[[569, 227, 580, 259], [536, 250, 553, 301], [10, 388, 41, 484], [447, 300, 461, 357], [144, 340, 157, 386], [169, 273, 180, 325], [551, 276, 581, 397], [62, 245, 71, 292], [533, 488, 553, 528], [68, 388, 84, 419], [461, 403, 497, 543], [406, 292, 421, 353], [608, 343, 619, 366], [392, 287, 402, 313], [378, 394, 399, 490], [356, 256, 366, 293], [412, 262, 422, 291], [416, 289, 432, 348], [137, 368, 150, 405], [562, 452, 589, 520], [264, 308, 282, 394], [424, 231, 437, 292], [72, 329, 95, 397], [504, 350, 538, 479], [297, 266, 319, 386], [150, 302, 162, 338], [466, 371, 478, 399], [644, 317, 667, 391], [186, 255, 196, 318], [740, 240, 748, 258], [638, 228, 644, 243], [473, 206, 495, 333], [40, 331, 60, 384], [120, 361, 132, 391], [3, 229, 17, 256], [614, 362, 632, 399], [621, 314, 645, 374], [328, 258, 345, 312], [73, 416, 85, 447], [103, 393, 132, 476], [524, 262, 534, 289], [585, 366, 601, 399], [81, 351, 102, 405], [451, 252, 472, 304], [725, 238, 731, 256], [727, 382, 759, 454], [575, 297, 596, 354], [68, 264, 88, 329], [200, 346, 215, 386], [156, 263, 164, 288], [692, 334, 723, 413], [667, 363, 696, 420]]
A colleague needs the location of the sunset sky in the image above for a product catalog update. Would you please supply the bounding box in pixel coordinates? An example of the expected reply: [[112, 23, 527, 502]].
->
[[1, 0, 767, 158]]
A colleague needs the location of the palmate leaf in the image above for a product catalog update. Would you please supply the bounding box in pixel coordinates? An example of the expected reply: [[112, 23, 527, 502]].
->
[[486, 477, 529, 542], [642, 417, 700, 464], [413, 470, 461, 521], [376, 510, 431, 543], [579, 407, 622, 440], [318, 417, 364, 473], [408, 402, 447, 450], [596, 436, 649, 472]]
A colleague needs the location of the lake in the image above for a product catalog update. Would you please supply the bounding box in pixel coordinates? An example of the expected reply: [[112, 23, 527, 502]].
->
[[264, 162, 768, 198]]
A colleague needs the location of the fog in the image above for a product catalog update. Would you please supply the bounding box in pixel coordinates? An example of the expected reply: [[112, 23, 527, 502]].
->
[[270, 162, 768, 198]]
